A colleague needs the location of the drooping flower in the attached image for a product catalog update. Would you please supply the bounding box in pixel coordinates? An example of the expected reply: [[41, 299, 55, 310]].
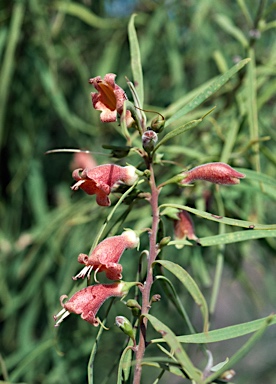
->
[[71, 164, 138, 206], [73, 230, 139, 281], [89, 73, 134, 126], [174, 210, 199, 244], [181, 162, 245, 185], [54, 281, 138, 327]]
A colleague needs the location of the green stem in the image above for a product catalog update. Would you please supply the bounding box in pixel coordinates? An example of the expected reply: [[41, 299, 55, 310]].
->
[[210, 189, 225, 315]]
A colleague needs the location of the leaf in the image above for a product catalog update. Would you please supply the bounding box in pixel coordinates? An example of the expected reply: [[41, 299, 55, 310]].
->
[[204, 315, 273, 383], [170, 229, 276, 247], [151, 314, 276, 344], [141, 359, 185, 378], [117, 344, 133, 384], [154, 260, 209, 333], [128, 14, 144, 107], [165, 58, 250, 126], [0, 2, 25, 146], [236, 167, 276, 187], [160, 203, 276, 230], [145, 314, 203, 383], [155, 275, 195, 334], [215, 14, 248, 48], [54, 2, 120, 29], [153, 107, 215, 153]]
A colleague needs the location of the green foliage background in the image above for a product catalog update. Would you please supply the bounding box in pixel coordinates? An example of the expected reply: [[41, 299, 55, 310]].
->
[[1, 1, 276, 383]]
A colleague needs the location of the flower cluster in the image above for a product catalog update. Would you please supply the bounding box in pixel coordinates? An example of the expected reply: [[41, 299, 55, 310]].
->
[[54, 74, 246, 331], [54, 76, 143, 328]]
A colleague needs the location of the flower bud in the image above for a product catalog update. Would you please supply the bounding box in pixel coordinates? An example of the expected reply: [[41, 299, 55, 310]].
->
[[126, 299, 141, 317], [219, 369, 236, 381], [151, 115, 165, 133], [151, 294, 161, 303], [142, 130, 158, 153], [182, 162, 245, 185], [115, 316, 135, 341], [159, 236, 171, 248], [174, 210, 199, 243]]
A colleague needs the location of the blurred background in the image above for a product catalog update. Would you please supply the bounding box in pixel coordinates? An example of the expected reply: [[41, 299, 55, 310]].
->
[[1, 1, 276, 383]]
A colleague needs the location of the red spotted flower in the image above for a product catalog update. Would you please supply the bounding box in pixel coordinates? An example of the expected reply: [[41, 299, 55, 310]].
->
[[182, 162, 245, 185], [73, 230, 139, 281], [71, 164, 138, 206], [54, 281, 138, 327]]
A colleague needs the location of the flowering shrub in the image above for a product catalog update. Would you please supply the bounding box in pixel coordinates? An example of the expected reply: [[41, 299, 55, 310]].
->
[[52, 15, 276, 384]]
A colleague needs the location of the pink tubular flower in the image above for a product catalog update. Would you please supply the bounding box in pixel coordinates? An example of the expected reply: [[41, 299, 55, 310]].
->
[[182, 162, 245, 185], [73, 230, 139, 281], [89, 73, 133, 126], [174, 210, 199, 243], [54, 281, 134, 327], [71, 164, 138, 206]]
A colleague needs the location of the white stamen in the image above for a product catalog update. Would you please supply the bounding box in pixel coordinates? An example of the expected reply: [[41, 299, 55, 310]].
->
[[72, 266, 93, 280], [54, 309, 71, 326]]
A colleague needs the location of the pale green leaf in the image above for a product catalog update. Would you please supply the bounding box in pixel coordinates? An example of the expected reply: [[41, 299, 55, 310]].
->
[[204, 316, 273, 383], [151, 314, 276, 344], [165, 58, 250, 126], [154, 106, 216, 152], [145, 314, 203, 383], [170, 229, 276, 247], [54, 2, 120, 28], [154, 260, 209, 333], [128, 14, 144, 107], [215, 14, 248, 48], [160, 204, 276, 230]]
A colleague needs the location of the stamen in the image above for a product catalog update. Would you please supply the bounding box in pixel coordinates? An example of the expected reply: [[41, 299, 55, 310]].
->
[[94, 266, 101, 283], [54, 310, 71, 327], [72, 266, 93, 280]]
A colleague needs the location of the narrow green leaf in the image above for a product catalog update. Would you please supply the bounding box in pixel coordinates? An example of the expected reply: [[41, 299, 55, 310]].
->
[[155, 276, 195, 334], [165, 58, 250, 126], [145, 314, 203, 383], [154, 119, 202, 153], [154, 106, 216, 153], [88, 299, 118, 384], [0, 2, 25, 145], [54, 2, 121, 29], [154, 260, 209, 333], [170, 229, 276, 247], [204, 316, 273, 383], [141, 360, 185, 378], [215, 14, 248, 48], [160, 204, 276, 230], [117, 344, 133, 384], [9, 339, 55, 381], [236, 167, 276, 187], [155, 106, 215, 153], [128, 14, 144, 107], [151, 314, 276, 344]]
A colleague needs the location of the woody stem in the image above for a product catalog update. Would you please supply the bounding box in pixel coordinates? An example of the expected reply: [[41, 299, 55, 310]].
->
[[133, 162, 159, 384]]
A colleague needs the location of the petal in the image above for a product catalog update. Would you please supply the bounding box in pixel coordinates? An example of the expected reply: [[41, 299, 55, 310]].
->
[[104, 262, 123, 280], [95, 190, 111, 206]]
